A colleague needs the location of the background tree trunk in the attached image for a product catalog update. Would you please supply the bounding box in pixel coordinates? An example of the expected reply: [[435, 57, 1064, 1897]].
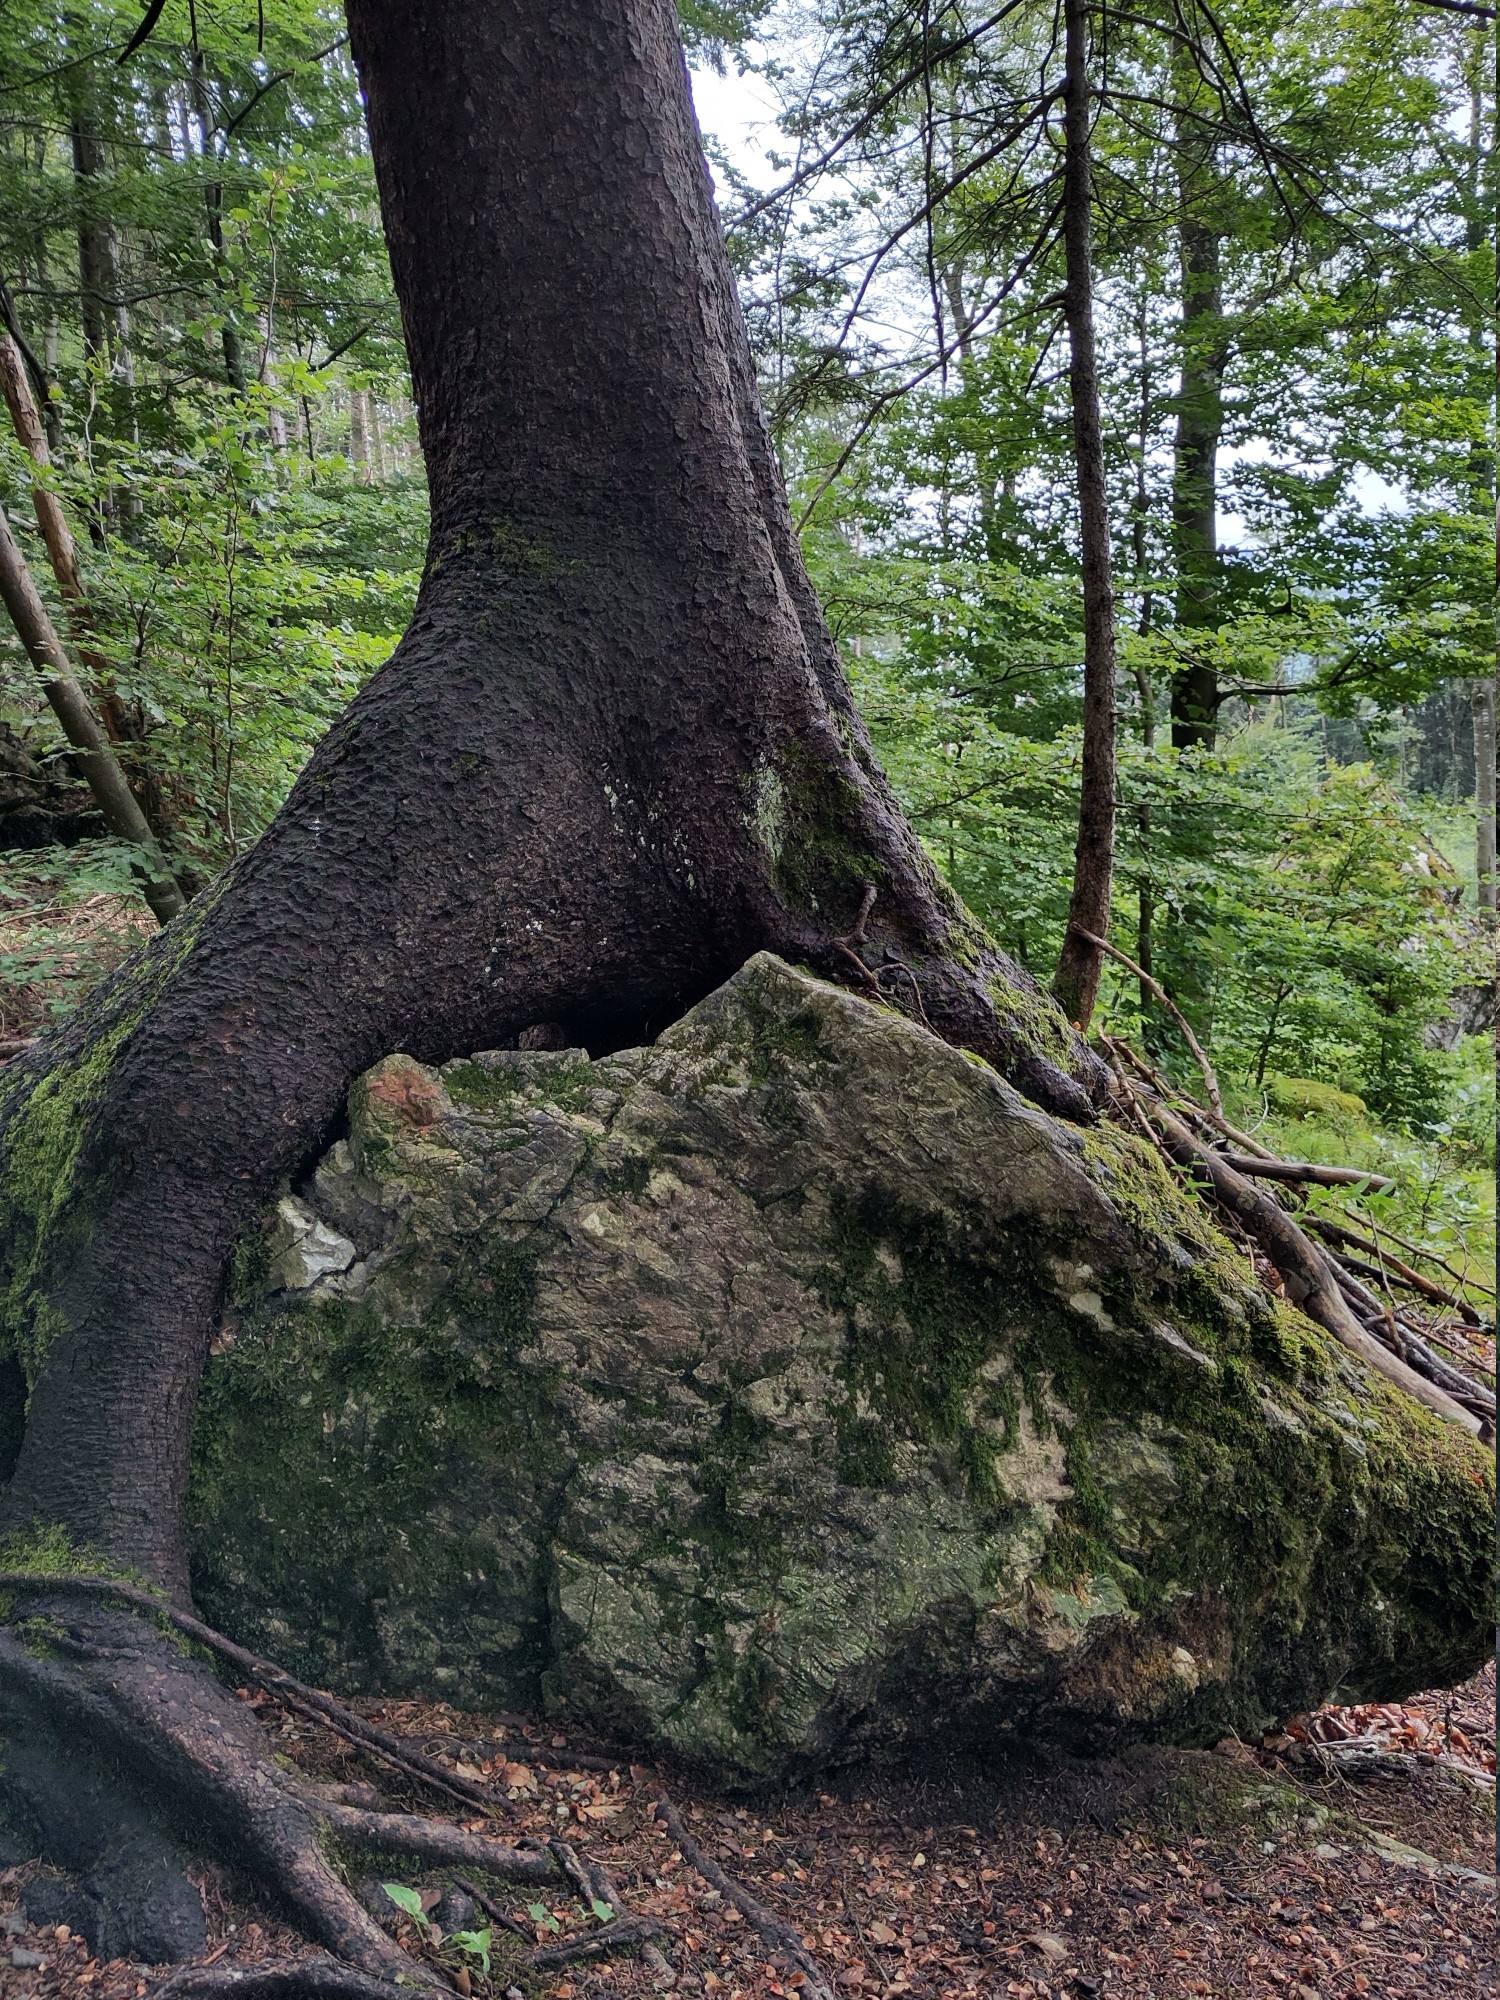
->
[[1474, 673, 1496, 912], [1052, 0, 1118, 1034], [0, 0, 1101, 1599], [1168, 45, 1225, 753]]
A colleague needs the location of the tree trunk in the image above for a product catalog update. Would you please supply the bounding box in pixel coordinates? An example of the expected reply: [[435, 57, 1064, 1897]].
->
[[0, 0, 1102, 1603], [348, 388, 370, 478], [0, 501, 184, 924], [189, 49, 248, 395], [1168, 49, 1224, 753], [68, 114, 123, 368], [1051, 0, 1118, 1033], [1475, 672, 1496, 912]]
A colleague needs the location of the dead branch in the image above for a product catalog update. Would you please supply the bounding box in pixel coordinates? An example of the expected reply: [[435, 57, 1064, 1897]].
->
[[1331, 1209, 1496, 1303], [450, 1876, 536, 1941], [1080, 929, 1222, 1113], [1308, 1218, 1485, 1322], [654, 1794, 836, 2000], [1108, 1037, 1279, 1158], [1219, 1154, 1395, 1194], [1144, 1104, 1482, 1433], [531, 1914, 663, 1968]]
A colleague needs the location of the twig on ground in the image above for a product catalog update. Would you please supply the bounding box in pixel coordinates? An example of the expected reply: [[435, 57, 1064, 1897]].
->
[[531, 1914, 663, 1968], [455, 1734, 622, 1773], [841, 1867, 894, 1986], [450, 1875, 539, 1942], [654, 1793, 837, 2000]]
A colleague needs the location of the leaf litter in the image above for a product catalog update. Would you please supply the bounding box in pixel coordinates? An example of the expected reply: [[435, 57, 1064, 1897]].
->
[[0, 1666, 1491, 2000]]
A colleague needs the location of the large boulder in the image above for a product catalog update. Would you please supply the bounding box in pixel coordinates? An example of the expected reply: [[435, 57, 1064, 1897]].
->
[[190, 955, 1493, 1785]]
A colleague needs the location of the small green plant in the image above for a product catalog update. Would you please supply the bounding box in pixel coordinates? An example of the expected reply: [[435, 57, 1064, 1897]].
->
[[447, 1928, 493, 1975], [381, 1883, 426, 1922], [382, 1885, 494, 1975], [590, 1898, 615, 1923], [527, 1900, 561, 1935]]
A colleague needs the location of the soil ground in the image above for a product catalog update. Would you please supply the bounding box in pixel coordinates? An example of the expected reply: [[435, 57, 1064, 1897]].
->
[[1, 1664, 1492, 2000]]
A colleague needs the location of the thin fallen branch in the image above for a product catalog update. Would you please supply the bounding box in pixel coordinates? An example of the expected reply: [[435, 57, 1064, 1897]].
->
[[450, 1732, 623, 1774], [654, 1794, 836, 2000], [1308, 1218, 1485, 1323], [269, 1686, 497, 1816], [1336, 1209, 1496, 1303], [531, 1914, 663, 1969], [1393, 1321, 1495, 1416], [0, 1571, 513, 1818], [1106, 1037, 1275, 1157], [1083, 931, 1222, 1114], [155, 1958, 420, 1999], [1219, 1153, 1395, 1194], [450, 1875, 536, 1942]]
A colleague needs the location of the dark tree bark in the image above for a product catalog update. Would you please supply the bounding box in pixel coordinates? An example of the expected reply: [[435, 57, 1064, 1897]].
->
[[0, 0, 1102, 1601], [1051, 0, 1118, 1033], [1168, 44, 1226, 753]]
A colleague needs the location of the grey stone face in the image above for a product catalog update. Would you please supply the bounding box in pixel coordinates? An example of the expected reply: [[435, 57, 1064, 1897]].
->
[[190, 955, 1494, 1785]]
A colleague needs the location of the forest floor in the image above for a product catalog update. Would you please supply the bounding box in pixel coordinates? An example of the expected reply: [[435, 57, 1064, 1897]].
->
[[0, 1663, 1492, 2000]]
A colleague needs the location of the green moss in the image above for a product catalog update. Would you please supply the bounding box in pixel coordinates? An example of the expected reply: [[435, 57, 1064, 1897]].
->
[[1266, 1074, 1369, 1133], [815, 1187, 1042, 1508], [0, 1523, 105, 1577], [189, 1238, 567, 1698], [0, 895, 213, 1376], [442, 1055, 597, 1117], [760, 741, 885, 914], [227, 1217, 276, 1308], [431, 518, 574, 582], [986, 968, 1078, 1066]]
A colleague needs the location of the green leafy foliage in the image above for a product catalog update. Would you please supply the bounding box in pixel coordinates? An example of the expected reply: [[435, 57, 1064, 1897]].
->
[[0, 0, 1489, 1300]]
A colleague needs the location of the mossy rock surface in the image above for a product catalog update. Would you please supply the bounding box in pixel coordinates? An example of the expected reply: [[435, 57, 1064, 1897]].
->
[[189, 955, 1493, 1786]]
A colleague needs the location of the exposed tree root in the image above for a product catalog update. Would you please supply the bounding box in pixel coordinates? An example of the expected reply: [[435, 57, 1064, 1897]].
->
[[155, 1959, 417, 1999], [0, 1569, 513, 1818], [655, 1794, 836, 2000], [532, 1914, 664, 1968], [311, 1802, 554, 1879], [0, 1585, 649, 1990]]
